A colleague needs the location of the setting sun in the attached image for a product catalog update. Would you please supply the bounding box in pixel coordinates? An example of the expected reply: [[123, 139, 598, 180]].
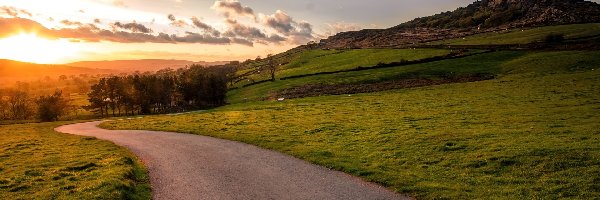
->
[[0, 33, 81, 64]]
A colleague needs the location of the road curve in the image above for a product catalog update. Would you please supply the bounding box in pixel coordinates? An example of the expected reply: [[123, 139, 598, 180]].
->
[[55, 121, 409, 200]]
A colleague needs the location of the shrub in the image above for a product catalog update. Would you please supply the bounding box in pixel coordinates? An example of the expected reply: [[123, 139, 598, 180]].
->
[[544, 33, 565, 43]]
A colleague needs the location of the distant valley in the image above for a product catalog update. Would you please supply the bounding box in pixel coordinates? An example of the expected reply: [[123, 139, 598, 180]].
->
[[67, 59, 230, 73]]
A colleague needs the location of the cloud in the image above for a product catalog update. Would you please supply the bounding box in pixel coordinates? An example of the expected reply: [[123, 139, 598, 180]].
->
[[94, 19, 102, 24], [0, 17, 232, 45], [260, 10, 315, 44], [113, 21, 153, 33], [0, 17, 48, 38], [321, 22, 362, 37], [191, 17, 220, 37], [60, 20, 84, 27], [224, 19, 266, 39], [211, 0, 256, 19], [113, 0, 127, 7], [262, 10, 294, 34], [1, 6, 32, 18], [231, 38, 253, 46], [167, 14, 188, 27], [172, 32, 230, 44]]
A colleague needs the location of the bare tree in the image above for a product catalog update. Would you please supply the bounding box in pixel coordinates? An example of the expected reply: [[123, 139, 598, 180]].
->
[[266, 54, 279, 81]]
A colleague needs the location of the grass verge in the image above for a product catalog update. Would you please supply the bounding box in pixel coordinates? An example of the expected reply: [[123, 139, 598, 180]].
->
[[0, 122, 151, 199]]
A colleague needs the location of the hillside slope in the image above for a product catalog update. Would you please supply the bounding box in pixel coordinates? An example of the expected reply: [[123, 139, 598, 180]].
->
[[68, 59, 230, 73], [319, 0, 600, 49], [0, 59, 112, 86]]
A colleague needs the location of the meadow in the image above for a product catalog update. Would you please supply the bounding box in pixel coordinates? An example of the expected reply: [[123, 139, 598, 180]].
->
[[228, 50, 597, 103], [0, 122, 150, 199], [433, 23, 600, 45], [234, 48, 452, 88], [103, 50, 600, 198]]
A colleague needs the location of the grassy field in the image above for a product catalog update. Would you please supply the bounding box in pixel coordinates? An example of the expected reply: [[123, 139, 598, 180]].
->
[[0, 122, 151, 199], [228, 51, 523, 103], [234, 48, 452, 87], [434, 23, 600, 45], [102, 50, 600, 199]]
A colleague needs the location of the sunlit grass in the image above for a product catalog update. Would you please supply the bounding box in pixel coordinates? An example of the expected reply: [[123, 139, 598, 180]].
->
[[0, 122, 150, 199], [433, 23, 600, 45], [234, 48, 452, 88], [103, 50, 600, 199], [227, 51, 524, 103]]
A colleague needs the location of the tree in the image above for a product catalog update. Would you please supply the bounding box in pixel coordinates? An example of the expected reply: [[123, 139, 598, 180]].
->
[[86, 79, 108, 117], [7, 89, 33, 120], [37, 91, 69, 122], [0, 90, 9, 120], [266, 54, 279, 81]]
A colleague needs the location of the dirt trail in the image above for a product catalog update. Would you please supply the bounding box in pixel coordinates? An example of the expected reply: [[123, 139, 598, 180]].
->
[[56, 121, 409, 200]]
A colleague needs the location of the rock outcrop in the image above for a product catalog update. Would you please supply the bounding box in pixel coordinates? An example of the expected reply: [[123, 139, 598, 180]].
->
[[319, 0, 600, 49]]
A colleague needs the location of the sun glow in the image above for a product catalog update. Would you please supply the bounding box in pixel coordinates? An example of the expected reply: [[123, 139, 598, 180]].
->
[[0, 33, 82, 64]]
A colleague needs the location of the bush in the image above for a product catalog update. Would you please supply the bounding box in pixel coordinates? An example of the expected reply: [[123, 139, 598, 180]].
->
[[544, 33, 565, 43], [37, 91, 69, 122]]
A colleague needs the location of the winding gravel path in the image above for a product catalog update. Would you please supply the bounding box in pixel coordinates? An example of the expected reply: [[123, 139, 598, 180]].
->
[[55, 121, 409, 200]]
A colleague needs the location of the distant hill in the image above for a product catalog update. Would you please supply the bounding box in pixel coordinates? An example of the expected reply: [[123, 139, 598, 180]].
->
[[68, 59, 231, 73], [319, 0, 600, 49], [0, 59, 112, 86]]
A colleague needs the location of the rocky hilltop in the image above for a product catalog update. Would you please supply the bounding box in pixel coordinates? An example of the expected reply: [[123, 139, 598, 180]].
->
[[319, 0, 600, 49]]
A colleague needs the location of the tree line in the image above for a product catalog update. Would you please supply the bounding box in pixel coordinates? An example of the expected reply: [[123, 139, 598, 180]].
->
[[0, 87, 72, 122], [85, 64, 235, 117]]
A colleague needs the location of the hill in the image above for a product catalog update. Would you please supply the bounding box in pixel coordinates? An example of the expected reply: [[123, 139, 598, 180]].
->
[[68, 59, 231, 73], [104, 49, 600, 199], [0, 59, 112, 86], [319, 0, 600, 49]]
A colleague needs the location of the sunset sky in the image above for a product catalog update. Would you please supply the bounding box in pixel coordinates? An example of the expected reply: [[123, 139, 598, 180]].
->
[[2, 0, 597, 64]]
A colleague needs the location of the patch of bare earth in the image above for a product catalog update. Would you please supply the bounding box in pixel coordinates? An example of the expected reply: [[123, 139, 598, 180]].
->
[[274, 74, 494, 99]]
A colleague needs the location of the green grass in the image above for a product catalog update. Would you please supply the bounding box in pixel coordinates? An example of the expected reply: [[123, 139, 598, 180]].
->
[[102, 50, 600, 199], [235, 48, 452, 87], [435, 23, 600, 45], [228, 51, 525, 103], [0, 122, 151, 199]]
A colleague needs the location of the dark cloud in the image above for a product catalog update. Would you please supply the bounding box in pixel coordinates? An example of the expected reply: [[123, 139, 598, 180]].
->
[[231, 38, 253, 46], [295, 21, 313, 37], [191, 16, 220, 37], [267, 34, 287, 43], [60, 20, 83, 26], [94, 19, 102, 24], [261, 10, 315, 44], [222, 19, 294, 45], [113, 21, 153, 33], [263, 10, 294, 34], [0, 17, 231, 45], [224, 19, 266, 39], [1, 6, 32, 18], [211, 0, 256, 19], [167, 14, 188, 27], [173, 32, 230, 44], [167, 14, 176, 21]]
